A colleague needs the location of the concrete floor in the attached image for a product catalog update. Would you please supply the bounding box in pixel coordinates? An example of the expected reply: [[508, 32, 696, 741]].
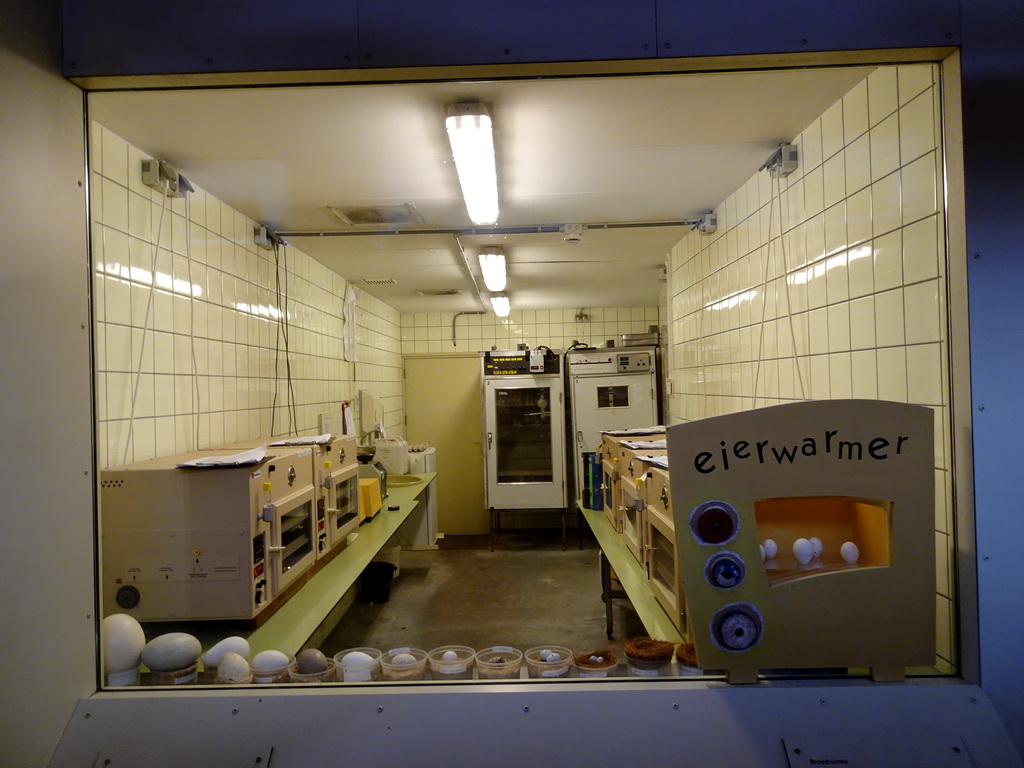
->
[[322, 528, 646, 662]]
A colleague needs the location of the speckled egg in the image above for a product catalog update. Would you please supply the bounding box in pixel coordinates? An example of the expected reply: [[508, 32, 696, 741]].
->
[[251, 650, 291, 672], [102, 613, 146, 674], [202, 636, 250, 668], [141, 632, 201, 672], [391, 652, 417, 665], [296, 648, 328, 673], [809, 537, 823, 558], [216, 652, 251, 683]]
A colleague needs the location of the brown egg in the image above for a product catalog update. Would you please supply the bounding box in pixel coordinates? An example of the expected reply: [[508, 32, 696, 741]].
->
[[296, 648, 328, 673]]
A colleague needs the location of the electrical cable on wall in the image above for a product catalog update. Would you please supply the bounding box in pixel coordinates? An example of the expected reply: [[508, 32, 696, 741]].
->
[[184, 188, 203, 449], [270, 238, 299, 437], [122, 177, 171, 465]]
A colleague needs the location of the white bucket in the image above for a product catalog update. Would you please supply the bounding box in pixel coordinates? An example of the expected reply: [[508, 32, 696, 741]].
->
[[374, 437, 409, 475]]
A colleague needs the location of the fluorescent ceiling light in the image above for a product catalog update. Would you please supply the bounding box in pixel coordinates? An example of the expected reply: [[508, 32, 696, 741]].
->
[[445, 103, 498, 225], [490, 293, 510, 317], [478, 248, 506, 292]]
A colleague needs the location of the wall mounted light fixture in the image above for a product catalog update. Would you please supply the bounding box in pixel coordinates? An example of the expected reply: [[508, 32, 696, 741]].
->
[[445, 102, 499, 225]]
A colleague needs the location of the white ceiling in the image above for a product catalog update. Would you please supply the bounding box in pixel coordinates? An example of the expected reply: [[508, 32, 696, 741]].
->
[[90, 66, 870, 313]]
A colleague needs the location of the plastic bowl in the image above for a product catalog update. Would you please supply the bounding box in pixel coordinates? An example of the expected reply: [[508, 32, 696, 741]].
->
[[334, 648, 382, 682], [380, 647, 428, 681], [148, 661, 199, 686], [524, 646, 573, 678], [475, 646, 524, 679], [624, 653, 672, 677], [287, 659, 337, 683], [573, 652, 619, 678], [250, 654, 295, 684], [427, 645, 476, 680]]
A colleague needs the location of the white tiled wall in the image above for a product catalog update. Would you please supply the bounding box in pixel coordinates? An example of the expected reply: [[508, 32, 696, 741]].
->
[[401, 307, 660, 355], [91, 125, 403, 468], [665, 64, 954, 671]]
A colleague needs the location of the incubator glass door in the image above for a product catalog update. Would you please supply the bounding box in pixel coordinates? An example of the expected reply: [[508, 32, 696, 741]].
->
[[484, 377, 566, 509]]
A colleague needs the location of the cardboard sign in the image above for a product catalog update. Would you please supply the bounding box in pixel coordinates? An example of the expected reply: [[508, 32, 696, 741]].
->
[[666, 400, 935, 684]]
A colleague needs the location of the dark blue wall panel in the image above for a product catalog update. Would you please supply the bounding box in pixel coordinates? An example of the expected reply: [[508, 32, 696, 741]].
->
[[63, 0, 360, 76], [656, 0, 960, 56], [357, 0, 656, 67]]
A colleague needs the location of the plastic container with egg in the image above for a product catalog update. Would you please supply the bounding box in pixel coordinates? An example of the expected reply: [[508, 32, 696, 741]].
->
[[379, 647, 428, 681], [524, 646, 573, 678], [289, 648, 336, 683], [474, 646, 524, 679], [572, 649, 619, 678], [251, 650, 294, 684], [214, 651, 253, 685], [334, 647, 382, 682], [427, 645, 476, 680]]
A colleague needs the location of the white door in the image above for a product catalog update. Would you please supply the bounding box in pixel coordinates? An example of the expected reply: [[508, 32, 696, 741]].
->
[[484, 376, 566, 509], [570, 372, 657, 503]]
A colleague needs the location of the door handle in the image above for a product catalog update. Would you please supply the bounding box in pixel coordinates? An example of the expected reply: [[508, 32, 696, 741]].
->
[[577, 430, 583, 447], [487, 431, 493, 449]]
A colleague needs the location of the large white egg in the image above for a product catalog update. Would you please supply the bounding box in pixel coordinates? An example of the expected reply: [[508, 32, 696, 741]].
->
[[251, 650, 291, 672], [202, 636, 250, 668], [441, 650, 459, 662], [341, 651, 375, 668], [762, 539, 778, 559], [809, 537, 823, 558], [102, 613, 147, 673], [793, 538, 814, 565], [141, 632, 201, 672], [216, 652, 251, 682], [841, 541, 860, 564]]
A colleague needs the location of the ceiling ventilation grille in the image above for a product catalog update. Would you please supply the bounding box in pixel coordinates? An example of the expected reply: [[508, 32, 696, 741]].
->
[[362, 278, 398, 286], [329, 204, 424, 226]]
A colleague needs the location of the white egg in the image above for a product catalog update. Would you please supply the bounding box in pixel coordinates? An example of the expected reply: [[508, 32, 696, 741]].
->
[[762, 539, 778, 559], [538, 649, 553, 661], [141, 632, 201, 672], [202, 636, 250, 668], [793, 538, 814, 565], [391, 652, 417, 665], [441, 650, 459, 662], [759, 543, 766, 561], [341, 651, 375, 667], [251, 650, 290, 672], [589, 655, 604, 664], [841, 541, 860, 564], [102, 613, 146, 674], [809, 537, 823, 558], [216, 652, 250, 682]]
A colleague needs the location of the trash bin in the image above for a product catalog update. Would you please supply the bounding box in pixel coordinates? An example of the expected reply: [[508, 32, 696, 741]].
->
[[359, 561, 398, 604]]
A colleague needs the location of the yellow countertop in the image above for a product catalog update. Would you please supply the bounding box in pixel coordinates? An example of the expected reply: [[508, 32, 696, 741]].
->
[[580, 505, 683, 643]]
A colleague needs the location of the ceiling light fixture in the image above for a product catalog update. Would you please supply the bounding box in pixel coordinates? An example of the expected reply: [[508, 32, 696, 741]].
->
[[490, 292, 510, 317], [445, 102, 499, 226], [478, 247, 507, 292]]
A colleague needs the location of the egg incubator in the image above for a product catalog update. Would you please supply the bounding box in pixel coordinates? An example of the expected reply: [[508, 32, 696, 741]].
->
[[666, 399, 935, 683], [100, 446, 318, 622]]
